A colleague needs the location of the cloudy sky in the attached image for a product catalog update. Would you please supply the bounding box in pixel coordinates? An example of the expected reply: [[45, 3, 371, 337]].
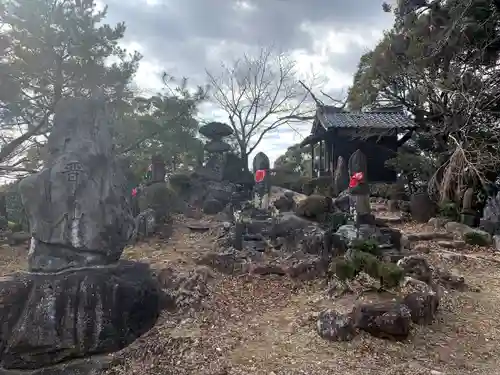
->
[[101, 0, 395, 165]]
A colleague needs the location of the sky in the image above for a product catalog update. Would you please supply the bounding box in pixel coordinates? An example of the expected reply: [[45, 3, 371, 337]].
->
[[100, 0, 396, 165]]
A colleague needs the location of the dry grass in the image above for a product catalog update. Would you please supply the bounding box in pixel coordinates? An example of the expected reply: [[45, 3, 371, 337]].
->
[[3, 215, 500, 375]]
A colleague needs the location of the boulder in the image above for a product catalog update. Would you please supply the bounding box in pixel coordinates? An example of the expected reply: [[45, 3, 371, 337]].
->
[[397, 255, 433, 284], [18, 98, 135, 272], [271, 213, 334, 257], [427, 217, 449, 230], [463, 229, 492, 246], [273, 195, 294, 212], [317, 310, 356, 342], [403, 292, 439, 325], [294, 195, 333, 220], [444, 221, 473, 235], [352, 301, 412, 340], [410, 192, 436, 222], [0, 261, 160, 370]]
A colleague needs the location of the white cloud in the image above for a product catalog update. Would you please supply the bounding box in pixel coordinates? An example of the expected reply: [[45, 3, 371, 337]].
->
[[110, 3, 390, 167]]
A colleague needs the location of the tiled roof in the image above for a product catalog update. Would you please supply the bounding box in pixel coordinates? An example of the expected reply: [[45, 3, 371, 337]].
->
[[317, 106, 416, 129]]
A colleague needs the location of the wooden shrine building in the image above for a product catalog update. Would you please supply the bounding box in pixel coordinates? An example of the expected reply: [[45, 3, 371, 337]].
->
[[300, 105, 417, 183]]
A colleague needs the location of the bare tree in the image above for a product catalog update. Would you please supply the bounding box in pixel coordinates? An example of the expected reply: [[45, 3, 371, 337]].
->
[[206, 47, 316, 170]]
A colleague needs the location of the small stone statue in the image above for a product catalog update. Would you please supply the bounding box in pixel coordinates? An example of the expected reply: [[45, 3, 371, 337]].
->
[[348, 149, 374, 226], [460, 187, 476, 226], [252, 152, 271, 210]]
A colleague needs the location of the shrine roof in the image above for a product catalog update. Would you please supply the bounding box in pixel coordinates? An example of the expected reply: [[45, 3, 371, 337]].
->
[[316, 105, 416, 130]]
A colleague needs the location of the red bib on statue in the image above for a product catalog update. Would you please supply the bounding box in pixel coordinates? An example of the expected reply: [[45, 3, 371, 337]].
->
[[255, 169, 266, 183], [349, 172, 364, 188]]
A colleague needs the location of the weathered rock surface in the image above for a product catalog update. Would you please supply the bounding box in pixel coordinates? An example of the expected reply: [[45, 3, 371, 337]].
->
[[353, 301, 412, 340], [410, 192, 436, 222], [0, 355, 112, 375], [0, 261, 160, 371], [403, 292, 439, 325], [397, 255, 433, 283], [316, 310, 355, 341], [18, 98, 135, 272], [196, 248, 329, 280], [336, 224, 402, 252]]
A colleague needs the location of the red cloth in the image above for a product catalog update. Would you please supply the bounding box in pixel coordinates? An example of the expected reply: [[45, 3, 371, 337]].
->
[[131, 188, 137, 197], [255, 169, 266, 183], [349, 172, 364, 188]]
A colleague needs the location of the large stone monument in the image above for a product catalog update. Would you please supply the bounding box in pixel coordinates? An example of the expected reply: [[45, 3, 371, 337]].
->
[[0, 98, 161, 374]]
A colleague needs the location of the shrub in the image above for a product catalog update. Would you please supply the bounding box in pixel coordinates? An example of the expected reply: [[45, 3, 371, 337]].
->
[[139, 182, 178, 222], [350, 239, 380, 256], [438, 200, 460, 221], [331, 258, 357, 281], [294, 195, 333, 221], [463, 230, 492, 246], [332, 249, 404, 289]]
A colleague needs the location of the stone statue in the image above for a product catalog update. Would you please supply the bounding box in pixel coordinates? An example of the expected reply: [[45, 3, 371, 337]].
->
[[348, 149, 374, 225], [252, 152, 271, 210], [333, 156, 349, 196], [19, 98, 135, 272]]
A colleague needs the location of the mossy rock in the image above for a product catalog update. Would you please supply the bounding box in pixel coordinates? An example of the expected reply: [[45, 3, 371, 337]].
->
[[351, 251, 380, 279], [139, 182, 178, 222], [377, 262, 404, 288], [294, 195, 333, 221], [331, 258, 357, 281], [438, 200, 460, 221], [350, 251, 404, 289], [463, 230, 492, 246], [351, 239, 380, 256]]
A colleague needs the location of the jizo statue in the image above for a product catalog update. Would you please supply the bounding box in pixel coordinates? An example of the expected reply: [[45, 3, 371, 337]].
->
[[252, 152, 271, 210]]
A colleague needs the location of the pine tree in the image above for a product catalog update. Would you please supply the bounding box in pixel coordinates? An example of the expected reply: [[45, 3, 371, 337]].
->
[[0, 0, 141, 170]]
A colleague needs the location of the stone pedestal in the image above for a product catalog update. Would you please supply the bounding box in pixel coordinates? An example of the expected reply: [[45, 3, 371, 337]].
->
[[0, 262, 160, 372]]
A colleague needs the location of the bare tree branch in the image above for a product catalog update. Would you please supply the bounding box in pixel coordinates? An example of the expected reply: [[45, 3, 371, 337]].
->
[[206, 47, 317, 167]]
